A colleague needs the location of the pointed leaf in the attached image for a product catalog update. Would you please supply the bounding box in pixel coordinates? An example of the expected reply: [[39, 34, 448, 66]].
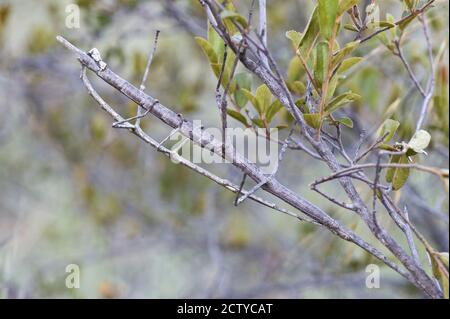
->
[[304, 113, 322, 129], [233, 73, 252, 108], [337, 117, 354, 128], [377, 119, 400, 143], [227, 109, 248, 126], [338, 0, 360, 16], [240, 88, 259, 112], [318, 0, 339, 40], [325, 91, 360, 115], [266, 100, 284, 123], [315, 41, 330, 86], [255, 84, 272, 114], [195, 37, 218, 64], [286, 30, 302, 49], [220, 10, 248, 28], [332, 41, 360, 66], [298, 6, 320, 59], [337, 57, 364, 73], [392, 155, 410, 191]]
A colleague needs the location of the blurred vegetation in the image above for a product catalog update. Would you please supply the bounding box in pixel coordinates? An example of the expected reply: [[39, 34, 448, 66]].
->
[[0, 0, 448, 298]]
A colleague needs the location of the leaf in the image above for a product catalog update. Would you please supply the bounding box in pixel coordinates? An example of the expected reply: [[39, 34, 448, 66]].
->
[[286, 30, 302, 49], [377, 21, 396, 28], [298, 6, 320, 59], [315, 41, 330, 86], [195, 37, 218, 64], [227, 109, 248, 126], [304, 113, 322, 129], [318, 0, 339, 40], [325, 91, 361, 115], [344, 24, 359, 32], [207, 24, 224, 59], [332, 40, 360, 66], [338, 0, 360, 16], [220, 10, 248, 28], [326, 75, 339, 102], [377, 119, 400, 143], [240, 89, 259, 113], [392, 155, 410, 191], [378, 144, 397, 151], [255, 84, 272, 114], [266, 100, 284, 123], [431, 252, 449, 299], [407, 130, 431, 154], [337, 117, 354, 128], [287, 56, 303, 82], [251, 118, 266, 128], [287, 81, 306, 95], [386, 155, 400, 183], [404, 0, 417, 10], [399, 13, 416, 31], [337, 57, 364, 73], [233, 73, 252, 108]]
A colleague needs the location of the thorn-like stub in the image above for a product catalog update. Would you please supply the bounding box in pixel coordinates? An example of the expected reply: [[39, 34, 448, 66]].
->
[[88, 48, 107, 71]]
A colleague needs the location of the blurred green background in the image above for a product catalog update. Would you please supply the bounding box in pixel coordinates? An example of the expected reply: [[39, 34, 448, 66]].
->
[[0, 0, 448, 298]]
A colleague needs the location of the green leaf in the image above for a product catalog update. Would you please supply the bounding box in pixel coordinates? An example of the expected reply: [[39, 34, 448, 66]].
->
[[399, 13, 416, 31], [325, 91, 360, 115], [338, 0, 360, 16], [377, 21, 396, 28], [386, 155, 400, 183], [298, 6, 320, 59], [332, 40, 360, 66], [220, 10, 248, 28], [233, 73, 252, 108], [255, 84, 272, 114], [287, 81, 306, 95], [195, 37, 218, 64], [266, 100, 284, 123], [404, 0, 417, 10], [391, 155, 410, 191], [251, 118, 266, 128], [407, 130, 431, 154], [304, 113, 322, 129], [287, 56, 303, 82], [286, 30, 302, 49], [207, 24, 224, 59], [240, 88, 259, 112], [337, 57, 364, 73], [315, 41, 330, 86], [377, 119, 400, 143], [343, 24, 359, 32], [318, 0, 339, 40], [276, 124, 289, 130], [227, 109, 248, 126], [431, 252, 449, 299], [378, 144, 397, 151], [337, 117, 354, 128], [326, 75, 339, 102]]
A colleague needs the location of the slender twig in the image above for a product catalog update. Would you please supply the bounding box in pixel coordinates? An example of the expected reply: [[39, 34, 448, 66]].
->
[[394, 39, 426, 98], [415, 14, 436, 132], [136, 30, 160, 127], [258, 0, 269, 69], [359, 0, 436, 43]]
